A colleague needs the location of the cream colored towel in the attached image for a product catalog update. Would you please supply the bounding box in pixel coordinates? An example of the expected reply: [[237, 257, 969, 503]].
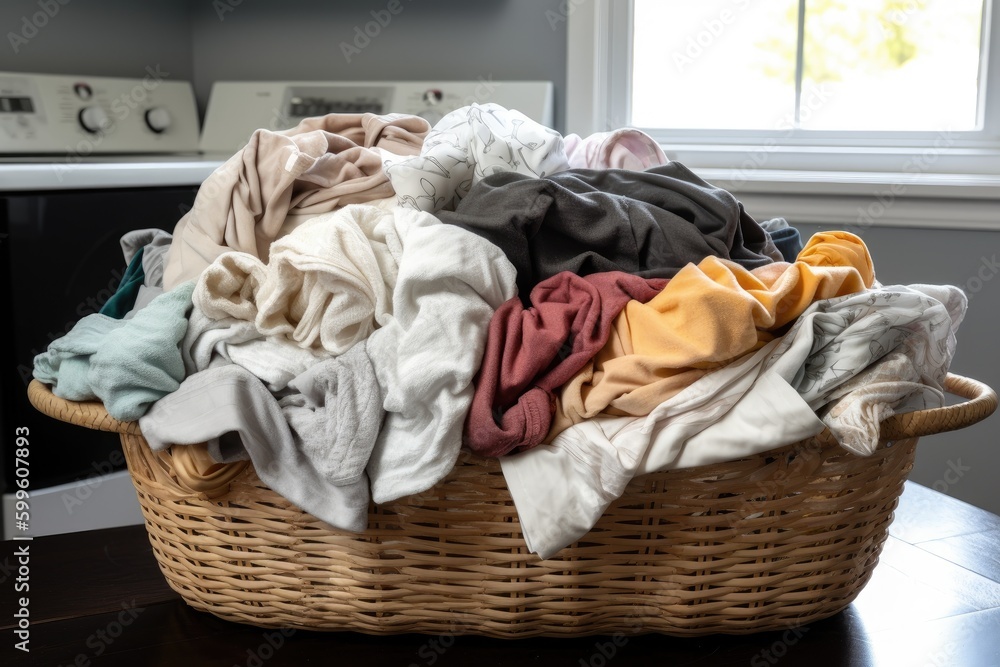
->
[[194, 205, 430, 356]]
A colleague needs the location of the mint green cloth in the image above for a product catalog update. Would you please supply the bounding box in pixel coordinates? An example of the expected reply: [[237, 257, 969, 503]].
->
[[33, 282, 195, 421], [33, 315, 123, 402]]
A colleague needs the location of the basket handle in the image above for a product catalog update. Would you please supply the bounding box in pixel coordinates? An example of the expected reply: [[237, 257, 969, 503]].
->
[[27, 379, 140, 435], [879, 373, 998, 441], [28, 380, 250, 496]]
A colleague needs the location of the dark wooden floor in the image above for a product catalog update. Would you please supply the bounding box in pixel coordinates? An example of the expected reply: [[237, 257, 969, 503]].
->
[[3, 481, 999, 666]]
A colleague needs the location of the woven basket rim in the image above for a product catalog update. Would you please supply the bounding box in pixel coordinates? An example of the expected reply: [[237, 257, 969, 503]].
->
[[27, 372, 997, 443]]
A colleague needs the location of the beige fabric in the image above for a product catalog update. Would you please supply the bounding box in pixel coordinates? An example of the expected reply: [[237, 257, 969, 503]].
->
[[166, 444, 248, 497], [163, 113, 430, 289]]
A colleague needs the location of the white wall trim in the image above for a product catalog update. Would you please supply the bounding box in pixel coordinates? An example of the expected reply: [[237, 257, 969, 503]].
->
[[716, 189, 1000, 233], [2, 470, 144, 540], [697, 168, 1000, 200], [565, 0, 602, 136], [697, 167, 1000, 231]]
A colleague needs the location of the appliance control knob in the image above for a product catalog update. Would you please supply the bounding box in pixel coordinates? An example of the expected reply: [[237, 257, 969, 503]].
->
[[144, 107, 172, 133], [423, 89, 444, 105], [78, 106, 111, 133]]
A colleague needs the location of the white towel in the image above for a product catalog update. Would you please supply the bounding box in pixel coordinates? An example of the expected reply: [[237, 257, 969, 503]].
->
[[195, 251, 266, 323], [254, 205, 403, 353], [365, 212, 518, 503]]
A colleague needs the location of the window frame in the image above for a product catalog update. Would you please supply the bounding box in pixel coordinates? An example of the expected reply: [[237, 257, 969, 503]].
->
[[567, 0, 1000, 177]]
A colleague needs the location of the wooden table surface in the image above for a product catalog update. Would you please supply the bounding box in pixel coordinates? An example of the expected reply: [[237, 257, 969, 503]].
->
[[2, 481, 999, 667]]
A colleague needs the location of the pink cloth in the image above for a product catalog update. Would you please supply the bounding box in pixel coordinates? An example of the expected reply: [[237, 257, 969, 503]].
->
[[464, 271, 668, 458], [163, 113, 430, 289], [562, 128, 668, 171]]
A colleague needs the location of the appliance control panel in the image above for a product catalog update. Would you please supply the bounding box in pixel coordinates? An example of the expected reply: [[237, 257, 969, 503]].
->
[[199, 80, 554, 154], [0, 71, 200, 155]]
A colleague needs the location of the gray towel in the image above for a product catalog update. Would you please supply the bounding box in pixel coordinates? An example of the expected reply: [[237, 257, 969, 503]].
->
[[121, 228, 173, 288], [279, 344, 385, 486], [139, 343, 384, 532]]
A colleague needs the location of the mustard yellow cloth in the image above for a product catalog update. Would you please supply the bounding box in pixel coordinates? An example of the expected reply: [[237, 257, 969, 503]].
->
[[548, 231, 876, 440]]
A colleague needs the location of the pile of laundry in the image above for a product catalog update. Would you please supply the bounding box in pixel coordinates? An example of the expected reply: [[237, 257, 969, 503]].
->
[[33, 103, 966, 559]]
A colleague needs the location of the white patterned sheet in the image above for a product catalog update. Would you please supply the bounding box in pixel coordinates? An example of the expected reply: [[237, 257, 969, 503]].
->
[[380, 102, 570, 213]]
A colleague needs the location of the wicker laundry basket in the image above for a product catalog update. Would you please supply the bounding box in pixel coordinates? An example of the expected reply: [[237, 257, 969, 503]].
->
[[27, 374, 997, 637]]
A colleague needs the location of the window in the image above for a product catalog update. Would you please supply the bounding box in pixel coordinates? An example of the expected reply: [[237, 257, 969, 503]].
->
[[567, 0, 1000, 176]]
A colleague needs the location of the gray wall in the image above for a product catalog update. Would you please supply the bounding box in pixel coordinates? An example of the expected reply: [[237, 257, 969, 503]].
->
[[795, 223, 1000, 515], [1, 1, 568, 131], [189, 0, 567, 130], [0, 0, 194, 83]]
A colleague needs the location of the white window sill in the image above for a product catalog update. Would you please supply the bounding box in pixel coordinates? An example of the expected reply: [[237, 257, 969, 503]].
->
[[696, 168, 1000, 200], [688, 167, 1000, 232]]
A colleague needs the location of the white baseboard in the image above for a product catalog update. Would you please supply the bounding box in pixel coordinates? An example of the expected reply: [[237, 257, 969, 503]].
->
[[2, 470, 145, 540]]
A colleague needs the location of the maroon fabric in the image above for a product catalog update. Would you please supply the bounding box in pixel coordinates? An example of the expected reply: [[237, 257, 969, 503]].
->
[[464, 271, 668, 457]]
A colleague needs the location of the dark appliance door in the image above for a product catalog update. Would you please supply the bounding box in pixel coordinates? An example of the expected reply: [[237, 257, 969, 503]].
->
[[0, 187, 197, 518]]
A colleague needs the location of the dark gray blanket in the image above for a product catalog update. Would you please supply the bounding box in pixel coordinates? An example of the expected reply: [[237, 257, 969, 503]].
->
[[436, 163, 778, 303]]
